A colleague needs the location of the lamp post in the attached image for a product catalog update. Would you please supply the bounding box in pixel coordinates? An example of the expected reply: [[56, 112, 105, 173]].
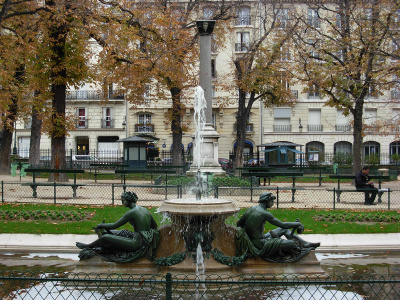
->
[[12, 122, 17, 155], [196, 20, 215, 125], [187, 20, 225, 176]]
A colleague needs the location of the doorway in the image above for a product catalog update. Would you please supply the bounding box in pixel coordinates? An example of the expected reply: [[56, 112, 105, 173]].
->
[[76, 136, 89, 155]]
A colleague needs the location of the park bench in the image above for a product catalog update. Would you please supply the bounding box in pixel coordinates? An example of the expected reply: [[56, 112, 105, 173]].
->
[[22, 168, 85, 198], [89, 163, 129, 182], [328, 174, 390, 203], [289, 166, 329, 186], [115, 168, 177, 186], [242, 171, 304, 202]]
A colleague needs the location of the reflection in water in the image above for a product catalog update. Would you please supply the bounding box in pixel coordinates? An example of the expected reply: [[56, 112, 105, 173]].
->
[[1, 251, 400, 299]]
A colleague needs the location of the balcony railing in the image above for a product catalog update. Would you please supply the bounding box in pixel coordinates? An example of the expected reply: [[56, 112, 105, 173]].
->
[[67, 90, 124, 100], [307, 124, 323, 132], [335, 124, 351, 132], [235, 43, 250, 52], [235, 16, 251, 26], [101, 119, 114, 129], [234, 123, 254, 132], [76, 118, 88, 129], [391, 90, 400, 100], [273, 125, 292, 132], [135, 124, 154, 132]]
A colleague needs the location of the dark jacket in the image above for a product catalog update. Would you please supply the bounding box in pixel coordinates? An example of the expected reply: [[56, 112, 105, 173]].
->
[[355, 170, 369, 189]]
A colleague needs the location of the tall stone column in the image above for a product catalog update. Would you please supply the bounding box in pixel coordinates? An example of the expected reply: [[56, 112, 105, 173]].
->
[[187, 20, 225, 177]]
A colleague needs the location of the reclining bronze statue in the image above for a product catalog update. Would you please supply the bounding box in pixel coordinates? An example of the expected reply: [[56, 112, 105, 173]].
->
[[236, 192, 320, 263], [76, 191, 159, 263]]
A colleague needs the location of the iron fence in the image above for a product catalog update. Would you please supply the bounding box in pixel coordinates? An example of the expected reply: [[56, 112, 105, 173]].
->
[[1, 181, 399, 210], [0, 271, 399, 299]]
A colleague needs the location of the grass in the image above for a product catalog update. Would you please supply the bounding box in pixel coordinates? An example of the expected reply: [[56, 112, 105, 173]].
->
[[1, 203, 399, 235]]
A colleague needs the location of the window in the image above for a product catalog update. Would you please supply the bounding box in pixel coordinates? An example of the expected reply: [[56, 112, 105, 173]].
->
[[102, 107, 113, 128], [336, 109, 351, 131], [137, 113, 153, 132], [308, 84, 320, 98], [334, 141, 352, 154], [364, 109, 377, 132], [235, 32, 250, 52], [212, 113, 216, 129], [236, 7, 250, 26], [273, 108, 291, 132], [307, 9, 320, 28], [390, 141, 400, 160], [144, 85, 151, 105], [203, 7, 214, 19], [276, 8, 289, 29], [24, 117, 32, 129], [308, 39, 320, 61], [364, 141, 380, 158], [77, 108, 87, 129], [211, 59, 217, 78], [279, 45, 291, 62], [392, 75, 400, 100], [308, 109, 322, 131]]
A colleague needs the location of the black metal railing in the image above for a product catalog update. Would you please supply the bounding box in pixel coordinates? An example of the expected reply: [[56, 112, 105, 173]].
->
[[273, 125, 292, 132], [235, 42, 250, 52], [66, 90, 124, 100], [101, 119, 114, 129], [335, 124, 352, 132], [308, 124, 323, 132], [135, 124, 154, 132]]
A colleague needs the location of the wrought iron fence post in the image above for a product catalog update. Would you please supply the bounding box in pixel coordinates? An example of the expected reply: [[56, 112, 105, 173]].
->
[[54, 182, 56, 204], [388, 188, 391, 210], [333, 188, 336, 209], [1, 181, 3, 203], [276, 187, 279, 209], [112, 184, 115, 205], [166, 272, 172, 300], [250, 177, 253, 202]]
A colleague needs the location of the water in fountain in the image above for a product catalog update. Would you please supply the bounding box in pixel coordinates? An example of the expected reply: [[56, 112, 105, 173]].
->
[[193, 86, 207, 169]]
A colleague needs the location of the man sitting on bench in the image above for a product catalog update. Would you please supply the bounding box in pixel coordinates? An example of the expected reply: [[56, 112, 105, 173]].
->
[[355, 166, 378, 206]]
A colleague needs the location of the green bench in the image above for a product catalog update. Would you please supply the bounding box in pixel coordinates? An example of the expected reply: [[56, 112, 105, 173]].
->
[[328, 174, 390, 203], [89, 164, 129, 182], [115, 169, 177, 185], [22, 168, 85, 198], [242, 171, 304, 202], [289, 166, 329, 186]]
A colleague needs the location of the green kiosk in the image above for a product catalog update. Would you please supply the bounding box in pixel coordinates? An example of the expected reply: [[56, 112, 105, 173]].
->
[[118, 135, 159, 169]]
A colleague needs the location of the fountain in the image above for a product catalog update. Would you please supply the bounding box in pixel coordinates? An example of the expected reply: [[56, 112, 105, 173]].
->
[[74, 19, 323, 279]]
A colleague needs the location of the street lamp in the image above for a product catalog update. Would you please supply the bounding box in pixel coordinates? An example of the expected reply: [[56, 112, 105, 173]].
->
[[196, 20, 215, 125], [196, 20, 215, 36], [12, 122, 17, 155]]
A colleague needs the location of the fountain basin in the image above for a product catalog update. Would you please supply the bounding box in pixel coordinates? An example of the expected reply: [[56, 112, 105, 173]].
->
[[158, 198, 239, 216]]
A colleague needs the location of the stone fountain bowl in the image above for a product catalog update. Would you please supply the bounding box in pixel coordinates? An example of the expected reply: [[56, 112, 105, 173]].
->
[[158, 198, 239, 216]]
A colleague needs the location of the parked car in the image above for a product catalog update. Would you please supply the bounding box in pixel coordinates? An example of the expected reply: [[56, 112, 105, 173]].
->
[[40, 156, 51, 167], [72, 155, 99, 168], [218, 158, 232, 170]]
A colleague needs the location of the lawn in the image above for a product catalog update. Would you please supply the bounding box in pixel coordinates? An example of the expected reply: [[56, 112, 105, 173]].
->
[[1, 203, 399, 235]]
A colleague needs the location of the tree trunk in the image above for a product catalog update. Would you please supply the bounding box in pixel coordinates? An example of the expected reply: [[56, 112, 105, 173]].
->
[[0, 65, 23, 174], [234, 89, 249, 169], [0, 127, 14, 174], [47, 0, 69, 182], [29, 105, 42, 167], [352, 100, 364, 174], [170, 87, 183, 166]]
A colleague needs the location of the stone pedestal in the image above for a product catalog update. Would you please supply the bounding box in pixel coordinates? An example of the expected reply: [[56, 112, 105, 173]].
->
[[187, 124, 225, 177]]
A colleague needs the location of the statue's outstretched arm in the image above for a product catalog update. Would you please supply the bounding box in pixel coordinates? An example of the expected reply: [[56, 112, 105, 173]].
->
[[96, 212, 132, 230]]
